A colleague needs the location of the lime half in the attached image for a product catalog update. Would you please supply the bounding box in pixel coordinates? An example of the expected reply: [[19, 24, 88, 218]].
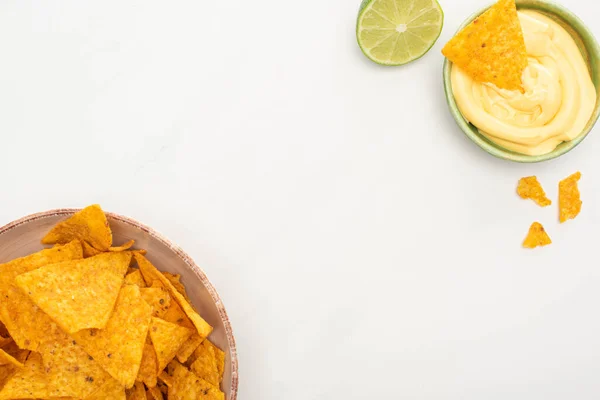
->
[[356, 0, 444, 66]]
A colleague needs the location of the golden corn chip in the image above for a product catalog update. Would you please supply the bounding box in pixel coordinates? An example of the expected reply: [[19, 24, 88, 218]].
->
[[523, 222, 552, 248], [559, 172, 582, 223], [82, 240, 103, 258], [0, 322, 8, 338], [42, 205, 113, 251], [0, 241, 83, 350], [0, 364, 15, 393], [0, 348, 24, 368], [126, 270, 148, 288], [168, 360, 224, 400], [1, 341, 29, 366], [135, 254, 212, 338], [157, 380, 169, 395], [176, 333, 204, 364], [141, 285, 171, 319], [109, 239, 136, 252], [162, 272, 191, 302], [0, 344, 110, 399], [126, 381, 146, 400], [0, 336, 11, 348], [85, 377, 126, 400], [149, 317, 193, 373], [189, 339, 220, 386], [162, 299, 195, 330], [210, 341, 225, 383], [442, 0, 527, 91], [517, 176, 551, 207], [136, 343, 158, 388], [158, 370, 173, 387], [72, 284, 153, 388], [146, 385, 164, 400], [15, 251, 131, 334]]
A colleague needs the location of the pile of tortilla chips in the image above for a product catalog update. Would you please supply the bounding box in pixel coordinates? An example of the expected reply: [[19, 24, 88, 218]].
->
[[0, 205, 225, 400], [442, 0, 528, 91]]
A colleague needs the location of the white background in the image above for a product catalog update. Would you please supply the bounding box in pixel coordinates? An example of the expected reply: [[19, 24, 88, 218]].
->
[[0, 0, 599, 398]]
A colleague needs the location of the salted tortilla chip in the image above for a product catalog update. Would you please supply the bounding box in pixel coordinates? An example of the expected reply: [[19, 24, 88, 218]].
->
[[176, 334, 204, 363], [162, 272, 191, 302], [146, 385, 164, 400], [82, 240, 104, 257], [162, 299, 195, 330], [517, 176, 551, 207], [158, 370, 173, 387], [141, 285, 171, 319], [0, 337, 11, 349], [442, 0, 527, 91], [189, 339, 220, 386], [126, 381, 146, 400], [168, 360, 224, 400], [0, 342, 111, 399], [0, 322, 8, 338], [85, 378, 126, 400], [523, 222, 552, 248], [0, 241, 83, 350], [135, 254, 212, 338], [149, 317, 193, 373], [559, 172, 582, 223], [15, 251, 131, 334], [0, 348, 23, 368], [136, 343, 158, 388], [72, 284, 153, 388], [110, 240, 135, 252], [0, 364, 15, 393], [0, 341, 29, 366], [125, 270, 147, 288], [42, 205, 113, 251]]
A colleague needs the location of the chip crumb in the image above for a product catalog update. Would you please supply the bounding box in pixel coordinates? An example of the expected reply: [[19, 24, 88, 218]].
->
[[523, 222, 552, 248], [517, 176, 551, 207]]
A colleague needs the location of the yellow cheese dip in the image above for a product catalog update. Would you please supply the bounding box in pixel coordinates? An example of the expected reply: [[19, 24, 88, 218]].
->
[[451, 10, 597, 156]]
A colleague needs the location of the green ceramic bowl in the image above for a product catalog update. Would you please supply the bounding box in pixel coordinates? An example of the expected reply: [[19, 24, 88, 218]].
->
[[443, 0, 600, 163]]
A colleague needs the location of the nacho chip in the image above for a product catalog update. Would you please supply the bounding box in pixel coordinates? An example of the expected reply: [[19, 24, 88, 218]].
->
[[0, 364, 15, 393], [146, 385, 164, 400], [162, 272, 191, 302], [442, 0, 527, 91], [85, 377, 126, 400], [126, 270, 148, 288], [72, 284, 153, 388], [559, 172, 582, 223], [168, 360, 224, 400], [162, 299, 195, 330], [126, 382, 146, 400], [140, 285, 171, 319], [15, 251, 131, 334], [0, 241, 83, 350], [0, 337, 11, 349], [135, 254, 212, 338], [149, 317, 193, 373], [0, 345, 110, 399], [517, 176, 551, 207], [82, 240, 103, 257], [523, 222, 552, 248], [42, 205, 113, 251], [136, 343, 158, 388], [157, 380, 169, 395], [158, 370, 173, 387], [176, 334, 204, 364], [0, 341, 29, 366], [0, 322, 8, 338], [0, 348, 24, 368], [110, 239, 136, 252], [189, 339, 220, 386]]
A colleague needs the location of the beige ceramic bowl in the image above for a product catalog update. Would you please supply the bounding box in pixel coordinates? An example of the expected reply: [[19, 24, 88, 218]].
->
[[0, 209, 239, 400]]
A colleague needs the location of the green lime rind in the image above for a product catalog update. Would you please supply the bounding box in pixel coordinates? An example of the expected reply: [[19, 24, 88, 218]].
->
[[356, 0, 444, 66]]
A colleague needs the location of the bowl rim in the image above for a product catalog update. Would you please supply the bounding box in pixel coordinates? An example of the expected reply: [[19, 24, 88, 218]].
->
[[0, 208, 239, 400], [442, 0, 600, 163]]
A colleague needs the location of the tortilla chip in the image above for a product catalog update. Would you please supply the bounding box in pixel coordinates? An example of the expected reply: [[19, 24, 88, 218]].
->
[[146, 385, 164, 400], [135, 254, 212, 338], [0, 322, 8, 338], [85, 378, 126, 400], [140, 285, 171, 319], [523, 222, 552, 248], [110, 240, 135, 252], [168, 360, 224, 400], [42, 205, 113, 251], [161, 272, 191, 302], [162, 299, 195, 330], [0, 349, 23, 368], [189, 339, 221, 386], [0, 342, 110, 399], [15, 251, 131, 334], [0, 241, 83, 350], [158, 371, 173, 387], [126, 381, 146, 400], [82, 240, 104, 257], [442, 0, 527, 91], [149, 317, 193, 373], [0, 337, 11, 349], [176, 334, 204, 364], [136, 343, 158, 388], [517, 176, 551, 207], [0, 341, 29, 366], [157, 380, 169, 395], [125, 270, 147, 288], [72, 284, 153, 388], [559, 172, 582, 223], [0, 364, 15, 393]]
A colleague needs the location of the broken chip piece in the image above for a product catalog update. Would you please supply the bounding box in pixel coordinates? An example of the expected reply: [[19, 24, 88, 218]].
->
[[523, 222, 552, 248], [517, 176, 551, 207], [559, 172, 582, 223]]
